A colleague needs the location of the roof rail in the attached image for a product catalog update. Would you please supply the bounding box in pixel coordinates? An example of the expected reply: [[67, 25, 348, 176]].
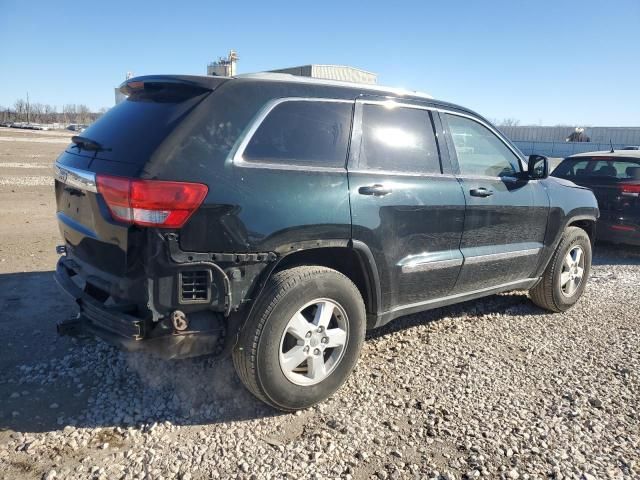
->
[[234, 72, 433, 100]]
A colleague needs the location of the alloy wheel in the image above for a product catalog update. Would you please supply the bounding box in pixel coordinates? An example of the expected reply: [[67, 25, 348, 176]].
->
[[278, 298, 349, 386], [560, 245, 585, 296]]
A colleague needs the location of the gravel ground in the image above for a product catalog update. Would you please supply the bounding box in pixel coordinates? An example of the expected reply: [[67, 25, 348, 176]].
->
[[0, 175, 53, 186], [0, 245, 638, 480], [0, 137, 69, 144], [0, 129, 638, 479]]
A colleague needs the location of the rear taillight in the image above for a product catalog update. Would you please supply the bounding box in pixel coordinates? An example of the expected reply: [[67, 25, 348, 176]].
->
[[610, 224, 636, 232], [620, 183, 640, 197], [96, 175, 208, 228]]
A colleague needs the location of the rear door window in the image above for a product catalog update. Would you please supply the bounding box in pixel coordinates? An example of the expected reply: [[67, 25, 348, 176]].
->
[[242, 100, 352, 167], [358, 104, 441, 174]]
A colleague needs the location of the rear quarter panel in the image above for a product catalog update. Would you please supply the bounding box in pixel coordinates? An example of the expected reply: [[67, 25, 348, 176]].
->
[[181, 166, 351, 252], [152, 80, 355, 253]]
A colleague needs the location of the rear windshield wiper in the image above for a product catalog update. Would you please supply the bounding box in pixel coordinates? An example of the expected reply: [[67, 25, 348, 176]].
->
[[71, 136, 111, 152]]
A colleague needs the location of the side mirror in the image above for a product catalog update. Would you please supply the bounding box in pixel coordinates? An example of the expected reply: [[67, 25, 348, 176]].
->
[[528, 155, 549, 179]]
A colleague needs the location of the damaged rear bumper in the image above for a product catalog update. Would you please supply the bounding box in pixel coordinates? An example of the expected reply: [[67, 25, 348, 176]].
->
[[54, 257, 224, 359]]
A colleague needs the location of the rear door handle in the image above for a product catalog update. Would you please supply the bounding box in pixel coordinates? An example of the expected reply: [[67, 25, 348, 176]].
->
[[358, 184, 392, 196], [470, 187, 494, 198]]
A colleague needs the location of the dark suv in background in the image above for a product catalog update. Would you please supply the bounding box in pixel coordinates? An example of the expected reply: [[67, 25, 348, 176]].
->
[[54, 73, 598, 410], [553, 150, 640, 245]]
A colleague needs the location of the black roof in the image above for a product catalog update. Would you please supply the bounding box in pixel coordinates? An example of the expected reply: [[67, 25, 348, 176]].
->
[[122, 73, 478, 117]]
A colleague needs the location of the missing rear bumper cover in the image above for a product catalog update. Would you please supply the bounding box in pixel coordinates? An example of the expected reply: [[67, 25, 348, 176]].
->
[[57, 314, 223, 359], [55, 259, 225, 359], [163, 232, 277, 316]]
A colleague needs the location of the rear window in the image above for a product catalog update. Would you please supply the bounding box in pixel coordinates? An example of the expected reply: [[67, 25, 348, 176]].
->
[[553, 157, 640, 180], [242, 100, 352, 167], [66, 83, 212, 164]]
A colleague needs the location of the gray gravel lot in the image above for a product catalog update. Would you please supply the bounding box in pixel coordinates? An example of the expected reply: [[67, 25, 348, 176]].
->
[[0, 129, 638, 479], [0, 245, 638, 480]]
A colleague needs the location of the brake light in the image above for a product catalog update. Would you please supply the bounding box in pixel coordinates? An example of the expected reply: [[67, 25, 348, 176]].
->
[[96, 175, 208, 228], [610, 224, 636, 232], [619, 183, 640, 197], [126, 81, 144, 90]]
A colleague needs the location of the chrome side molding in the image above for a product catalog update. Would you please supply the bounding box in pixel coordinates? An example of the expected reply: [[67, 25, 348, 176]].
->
[[399, 255, 463, 273], [464, 248, 541, 265]]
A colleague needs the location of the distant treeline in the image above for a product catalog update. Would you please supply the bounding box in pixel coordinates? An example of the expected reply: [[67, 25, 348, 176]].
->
[[0, 99, 109, 125]]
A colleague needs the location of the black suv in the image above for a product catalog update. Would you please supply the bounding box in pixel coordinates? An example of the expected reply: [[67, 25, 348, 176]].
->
[[54, 73, 599, 410]]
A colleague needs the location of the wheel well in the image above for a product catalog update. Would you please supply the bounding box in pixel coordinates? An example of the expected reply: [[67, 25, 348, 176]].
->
[[273, 247, 377, 315], [568, 219, 596, 243]]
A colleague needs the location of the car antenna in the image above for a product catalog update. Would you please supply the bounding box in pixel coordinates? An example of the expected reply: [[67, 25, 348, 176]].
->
[[609, 139, 615, 153]]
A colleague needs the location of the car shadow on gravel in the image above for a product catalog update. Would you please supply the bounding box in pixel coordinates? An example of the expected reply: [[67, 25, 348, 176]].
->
[[592, 242, 640, 266], [368, 243, 640, 342], [365, 291, 545, 341], [0, 271, 281, 436]]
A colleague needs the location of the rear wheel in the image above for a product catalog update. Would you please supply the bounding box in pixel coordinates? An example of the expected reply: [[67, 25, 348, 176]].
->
[[529, 226, 592, 312], [232, 266, 365, 411]]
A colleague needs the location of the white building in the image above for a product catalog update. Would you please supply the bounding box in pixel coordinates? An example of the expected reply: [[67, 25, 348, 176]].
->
[[114, 72, 134, 105], [207, 50, 238, 77], [268, 64, 377, 84]]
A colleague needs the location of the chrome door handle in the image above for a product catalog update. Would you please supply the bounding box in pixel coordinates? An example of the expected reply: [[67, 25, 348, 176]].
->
[[470, 187, 494, 198], [358, 184, 392, 196]]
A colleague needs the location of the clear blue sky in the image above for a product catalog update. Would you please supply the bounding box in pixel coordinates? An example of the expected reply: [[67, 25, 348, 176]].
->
[[1, 0, 638, 126]]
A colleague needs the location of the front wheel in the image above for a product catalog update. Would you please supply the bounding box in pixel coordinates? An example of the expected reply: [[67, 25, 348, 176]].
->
[[232, 266, 366, 411], [529, 226, 592, 312]]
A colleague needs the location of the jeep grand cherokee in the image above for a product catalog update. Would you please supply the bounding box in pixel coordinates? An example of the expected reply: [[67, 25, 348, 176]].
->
[[54, 73, 599, 410]]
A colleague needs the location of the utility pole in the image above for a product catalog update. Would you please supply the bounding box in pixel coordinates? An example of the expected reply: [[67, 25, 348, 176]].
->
[[26, 91, 30, 124]]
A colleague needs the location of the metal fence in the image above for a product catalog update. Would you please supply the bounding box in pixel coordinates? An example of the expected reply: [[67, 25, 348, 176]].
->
[[501, 126, 640, 145], [513, 141, 629, 158]]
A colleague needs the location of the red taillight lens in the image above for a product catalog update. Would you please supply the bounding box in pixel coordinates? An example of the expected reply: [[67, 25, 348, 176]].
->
[[96, 175, 131, 221], [610, 224, 636, 232], [126, 81, 144, 90], [620, 183, 640, 197], [96, 175, 208, 228]]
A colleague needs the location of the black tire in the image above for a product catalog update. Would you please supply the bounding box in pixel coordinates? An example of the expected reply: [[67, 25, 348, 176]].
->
[[529, 226, 592, 312], [232, 266, 366, 411]]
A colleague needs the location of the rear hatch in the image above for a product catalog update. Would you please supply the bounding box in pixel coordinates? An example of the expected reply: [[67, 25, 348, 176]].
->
[[55, 76, 225, 281], [552, 155, 640, 224]]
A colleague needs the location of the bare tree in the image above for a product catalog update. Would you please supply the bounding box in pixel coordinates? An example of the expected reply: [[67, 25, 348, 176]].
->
[[43, 104, 57, 124], [14, 99, 26, 122], [77, 104, 91, 124], [499, 118, 520, 127], [62, 104, 76, 124], [31, 102, 44, 123], [2, 98, 104, 126]]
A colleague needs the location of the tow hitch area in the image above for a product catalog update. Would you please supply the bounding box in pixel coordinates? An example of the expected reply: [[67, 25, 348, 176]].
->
[[56, 315, 87, 336], [55, 310, 225, 359], [54, 257, 226, 359]]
